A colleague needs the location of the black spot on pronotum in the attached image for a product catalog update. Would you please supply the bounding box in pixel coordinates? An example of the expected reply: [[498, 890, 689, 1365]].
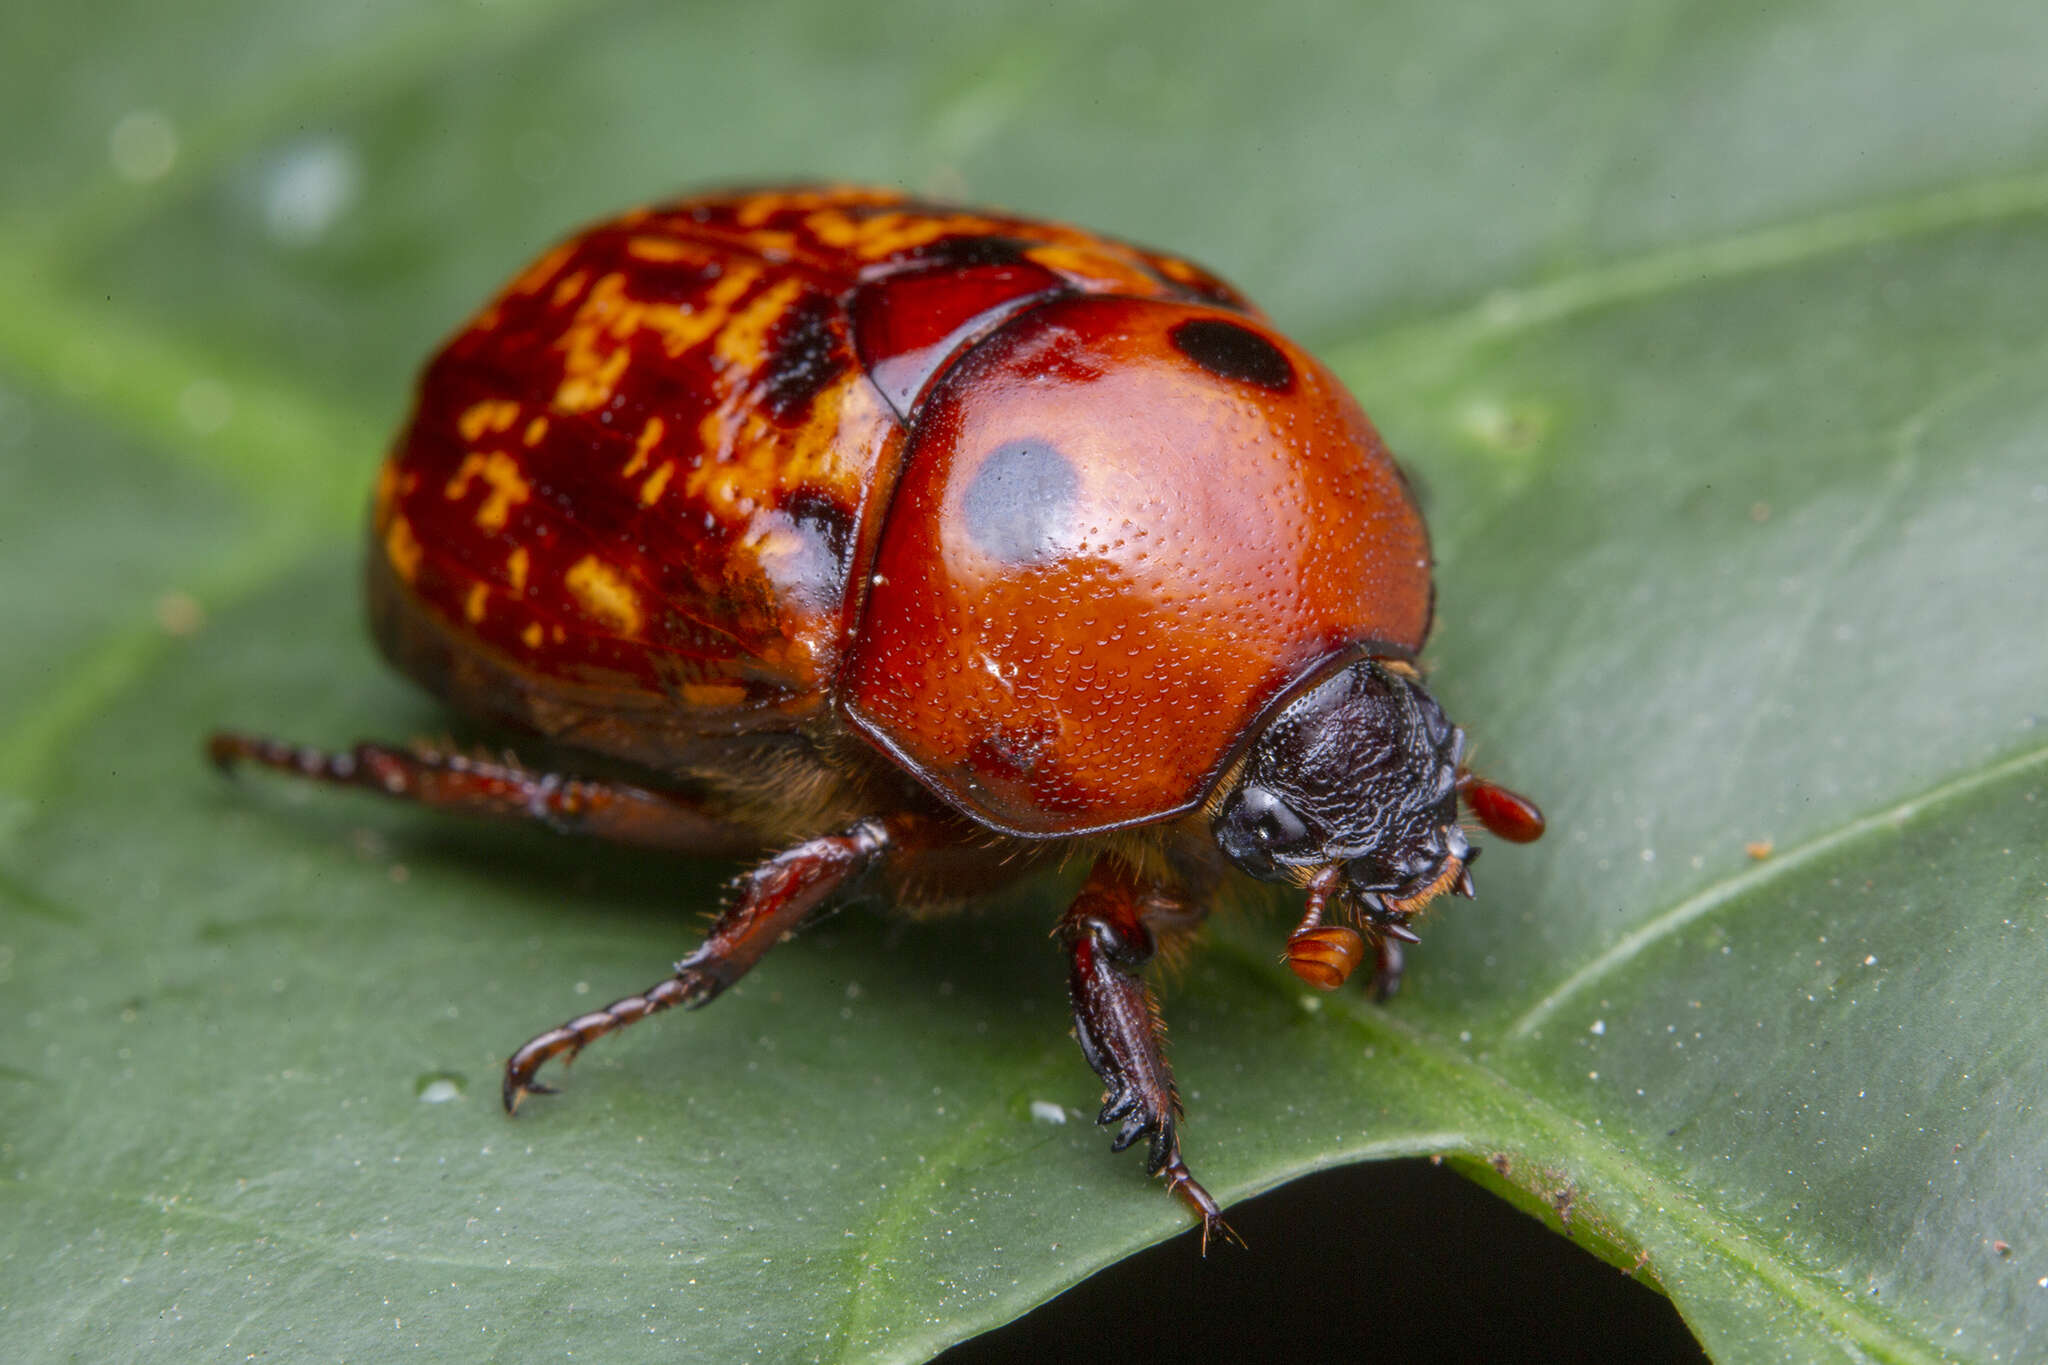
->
[[959, 439, 1077, 562], [1168, 317, 1294, 392], [760, 292, 852, 424]]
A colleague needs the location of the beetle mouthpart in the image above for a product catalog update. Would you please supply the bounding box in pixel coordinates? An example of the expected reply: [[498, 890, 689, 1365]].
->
[[1443, 824, 1478, 898], [1343, 889, 1423, 944], [1383, 854, 1466, 917]]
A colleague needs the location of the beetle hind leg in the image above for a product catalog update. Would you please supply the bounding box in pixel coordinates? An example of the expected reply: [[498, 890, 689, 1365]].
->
[[1060, 857, 1241, 1253], [503, 818, 897, 1110], [207, 732, 766, 856]]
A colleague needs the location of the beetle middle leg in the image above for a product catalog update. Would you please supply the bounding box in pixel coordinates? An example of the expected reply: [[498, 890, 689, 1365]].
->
[[1059, 856, 1239, 1253], [501, 816, 911, 1111]]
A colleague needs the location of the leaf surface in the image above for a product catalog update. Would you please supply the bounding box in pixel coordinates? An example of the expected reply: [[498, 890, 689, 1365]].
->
[[3, 3, 2045, 1360]]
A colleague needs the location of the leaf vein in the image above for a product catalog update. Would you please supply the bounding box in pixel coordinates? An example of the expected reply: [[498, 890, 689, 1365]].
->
[[1507, 738, 2048, 1041], [1205, 937, 1962, 1365], [1328, 166, 2048, 377]]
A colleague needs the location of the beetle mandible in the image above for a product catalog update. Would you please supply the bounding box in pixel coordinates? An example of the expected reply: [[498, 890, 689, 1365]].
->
[[210, 185, 1544, 1251]]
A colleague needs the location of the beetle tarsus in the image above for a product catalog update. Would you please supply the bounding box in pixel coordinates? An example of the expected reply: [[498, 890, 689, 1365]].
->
[[502, 1077, 556, 1114], [1163, 1159, 1241, 1254]]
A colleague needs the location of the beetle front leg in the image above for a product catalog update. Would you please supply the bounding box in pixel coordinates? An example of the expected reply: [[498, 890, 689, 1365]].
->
[[1058, 857, 1238, 1253], [502, 817, 897, 1111]]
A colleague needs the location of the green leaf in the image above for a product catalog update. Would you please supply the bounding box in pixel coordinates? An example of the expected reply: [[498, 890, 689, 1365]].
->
[[3, 2, 2044, 1360]]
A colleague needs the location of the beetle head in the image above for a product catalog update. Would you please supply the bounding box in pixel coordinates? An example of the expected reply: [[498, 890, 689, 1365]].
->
[[1211, 660, 1475, 922]]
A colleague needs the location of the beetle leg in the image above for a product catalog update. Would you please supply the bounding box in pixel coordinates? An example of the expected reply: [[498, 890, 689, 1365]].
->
[[1368, 933, 1407, 1001], [1058, 857, 1240, 1253], [207, 732, 765, 857], [1341, 889, 1426, 1002], [501, 817, 896, 1111]]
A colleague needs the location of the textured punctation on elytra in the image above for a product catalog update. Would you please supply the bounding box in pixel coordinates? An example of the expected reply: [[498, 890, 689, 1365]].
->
[[220, 185, 1546, 1256]]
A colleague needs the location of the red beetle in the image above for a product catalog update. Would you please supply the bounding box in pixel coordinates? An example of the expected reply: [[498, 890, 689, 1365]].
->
[[211, 185, 1542, 1250]]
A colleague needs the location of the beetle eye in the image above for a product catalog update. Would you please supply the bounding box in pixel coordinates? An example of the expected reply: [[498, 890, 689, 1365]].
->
[[1215, 784, 1316, 875], [1240, 785, 1311, 849]]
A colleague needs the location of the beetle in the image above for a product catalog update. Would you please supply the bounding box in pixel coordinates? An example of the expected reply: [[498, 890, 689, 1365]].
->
[[209, 184, 1543, 1251]]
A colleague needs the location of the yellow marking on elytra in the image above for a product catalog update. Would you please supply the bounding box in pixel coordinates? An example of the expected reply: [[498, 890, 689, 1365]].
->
[[801, 208, 970, 258], [622, 416, 666, 478], [523, 416, 549, 446], [521, 621, 544, 650], [661, 269, 760, 352], [553, 268, 759, 414], [693, 403, 743, 479], [715, 276, 805, 373], [443, 451, 532, 532], [550, 269, 590, 308], [736, 193, 808, 227], [1153, 255, 1214, 289], [564, 554, 644, 636], [506, 546, 530, 592], [739, 228, 798, 257], [1025, 243, 1153, 292], [509, 242, 577, 296], [736, 187, 902, 229], [459, 400, 521, 443], [384, 516, 423, 584], [626, 235, 716, 264], [463, 582, 489, 623], [639, 461, 676, 507], [551, 624, 566, 643], [554, 346, 630, 415], [685, 370, 859, 517]]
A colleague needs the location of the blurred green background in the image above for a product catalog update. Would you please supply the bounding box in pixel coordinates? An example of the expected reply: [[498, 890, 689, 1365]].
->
[[4, 2, 2047, 1361]]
